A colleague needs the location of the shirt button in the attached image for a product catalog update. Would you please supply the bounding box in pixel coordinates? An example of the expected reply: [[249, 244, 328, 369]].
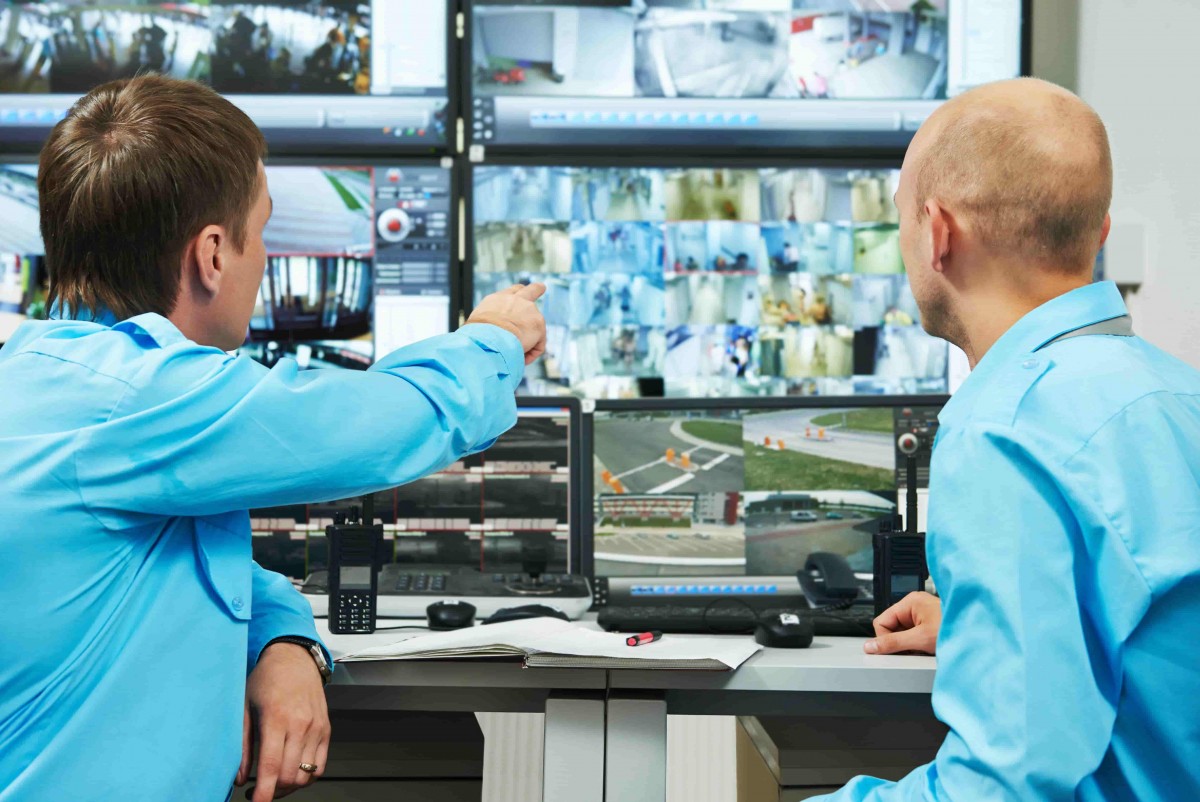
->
[[231, 596, 244, 611], [1021, 358, 1039, 370]]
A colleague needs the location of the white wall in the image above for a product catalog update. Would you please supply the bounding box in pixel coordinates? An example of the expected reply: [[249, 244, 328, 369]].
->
[[1035, 0, 1200, 368]]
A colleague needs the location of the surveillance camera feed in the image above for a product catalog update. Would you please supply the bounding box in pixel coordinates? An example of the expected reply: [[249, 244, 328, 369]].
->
[[250, 405, 574, 579], [0, 0, 451, 149], [471, 164, 947, 398], [469, 0, 1024, 149], [592, 401, 939, 579], [0, 165, 47, 344], [240, 162, 452, 370]]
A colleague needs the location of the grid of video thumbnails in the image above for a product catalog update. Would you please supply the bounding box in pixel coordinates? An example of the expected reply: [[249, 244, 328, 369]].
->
[[472, 164, 947, 398], [250, 409, 573, 580], [592, 406, 903, 579], [240, 163, 451, 369], [472, 1, 950, 102]]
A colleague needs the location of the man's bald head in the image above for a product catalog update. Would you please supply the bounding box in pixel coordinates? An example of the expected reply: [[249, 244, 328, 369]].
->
[[908, 78, 1112, 272]]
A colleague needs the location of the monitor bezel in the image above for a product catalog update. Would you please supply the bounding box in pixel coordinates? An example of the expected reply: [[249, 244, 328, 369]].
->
[[0, 0, 460, 157], [516, 395, 587, 576], [461, 0, 1034, 157], [583, 393, 950, 583]]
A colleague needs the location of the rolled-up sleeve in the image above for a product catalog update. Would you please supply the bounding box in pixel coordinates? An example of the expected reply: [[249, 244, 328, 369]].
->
[[74, 324, 525, 524]]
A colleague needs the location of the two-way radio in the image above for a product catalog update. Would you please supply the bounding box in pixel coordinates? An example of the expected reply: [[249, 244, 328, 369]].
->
[[327, 495, 384, 634], [873, 431, 931, 616]]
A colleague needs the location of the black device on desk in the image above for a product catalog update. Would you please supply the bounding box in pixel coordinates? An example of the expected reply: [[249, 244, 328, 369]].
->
[[589, 396, 947, 638], [327, 497, 384, 634], [873, 406, 937, 615], [300, 399, 592, 620]]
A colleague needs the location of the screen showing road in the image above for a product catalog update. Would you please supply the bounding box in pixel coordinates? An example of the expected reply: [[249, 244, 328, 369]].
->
[[593, 402, 938, 578]]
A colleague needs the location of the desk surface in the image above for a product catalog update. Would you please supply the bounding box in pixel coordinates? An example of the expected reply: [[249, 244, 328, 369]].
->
[[317, 618, 936, 703]]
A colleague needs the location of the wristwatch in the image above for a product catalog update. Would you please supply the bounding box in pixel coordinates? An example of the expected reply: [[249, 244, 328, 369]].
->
[[265, 636, 333, 685]]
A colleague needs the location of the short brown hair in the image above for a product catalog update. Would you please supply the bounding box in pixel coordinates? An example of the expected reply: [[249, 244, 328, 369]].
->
[[39, 74, 267, 322], [914, 81, 1112, 271]]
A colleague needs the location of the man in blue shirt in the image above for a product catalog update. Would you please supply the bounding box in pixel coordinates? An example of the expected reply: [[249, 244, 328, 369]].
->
[[818, 79, 1200, 799], [0, 76, 546, 801]]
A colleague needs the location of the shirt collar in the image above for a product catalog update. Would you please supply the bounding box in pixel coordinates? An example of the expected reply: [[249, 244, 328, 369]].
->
[[49, 302, 187, 348], [940, 281, 1128, 428]]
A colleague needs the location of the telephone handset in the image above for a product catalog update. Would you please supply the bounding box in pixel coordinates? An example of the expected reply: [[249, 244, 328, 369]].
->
[[796, 552, 860, 609]]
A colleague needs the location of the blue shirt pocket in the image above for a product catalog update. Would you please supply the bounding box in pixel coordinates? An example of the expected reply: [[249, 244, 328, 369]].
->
[[192, 512, 252, 621]]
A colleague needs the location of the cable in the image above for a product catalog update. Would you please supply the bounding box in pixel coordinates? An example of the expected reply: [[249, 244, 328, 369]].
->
[[372, 624, 431, 632]]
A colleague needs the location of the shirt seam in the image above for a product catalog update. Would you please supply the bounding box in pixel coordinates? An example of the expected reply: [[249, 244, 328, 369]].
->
[[1059, 391, 1185, 599], [71, 364, 140, 533], [11, 349, 134, 386]]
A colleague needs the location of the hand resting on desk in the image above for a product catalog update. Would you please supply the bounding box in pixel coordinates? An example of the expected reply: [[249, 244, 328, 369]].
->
[[864, 591, 941, 656]]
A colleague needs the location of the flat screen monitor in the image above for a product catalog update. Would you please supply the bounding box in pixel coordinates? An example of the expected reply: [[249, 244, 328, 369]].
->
[[242, 160, 454, 369], [0, 164, 46, 343], [589, 396, 943, 582], [0, 0, 452, 152], [468, 161, 948, 398], [467, 0, 1027, 152], [250, 399, 581, 579], [0, 160, 454, 362]]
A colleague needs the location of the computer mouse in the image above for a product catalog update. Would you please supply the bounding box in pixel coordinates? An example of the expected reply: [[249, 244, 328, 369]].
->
[[483, 603, 570, 625], [754, 612, 814, 649], [426, 600, 477, 631]]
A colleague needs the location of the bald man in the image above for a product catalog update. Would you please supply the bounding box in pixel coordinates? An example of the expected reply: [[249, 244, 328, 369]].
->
[[815, 79, 1200, 800]]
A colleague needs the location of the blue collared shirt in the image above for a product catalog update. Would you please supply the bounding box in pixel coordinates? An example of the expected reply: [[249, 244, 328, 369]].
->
[[816, 282, 1200, 801], [0, 313, 523, 800]]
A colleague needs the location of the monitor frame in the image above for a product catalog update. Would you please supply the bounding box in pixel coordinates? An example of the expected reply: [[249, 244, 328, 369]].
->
[[0, 0, 460, 157], [461, 0, 1034, 158], [517, 395, 587, 575], [582, 393, 950, 583]]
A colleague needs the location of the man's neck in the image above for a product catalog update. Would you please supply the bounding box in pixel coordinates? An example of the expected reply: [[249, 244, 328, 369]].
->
[[956, 271, 1091, 368]]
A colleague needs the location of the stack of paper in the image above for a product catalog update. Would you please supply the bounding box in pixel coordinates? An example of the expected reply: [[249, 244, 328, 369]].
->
[[337, 618, 760, 672]]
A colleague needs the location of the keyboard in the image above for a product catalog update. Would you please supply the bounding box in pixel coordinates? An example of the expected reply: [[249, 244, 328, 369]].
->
[[597, 604, 877, 638]]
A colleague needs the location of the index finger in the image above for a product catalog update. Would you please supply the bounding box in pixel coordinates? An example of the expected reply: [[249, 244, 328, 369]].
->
[[872, 597, 915, 635], [515, 282, 546, 301], [251, 728, 285, 802]]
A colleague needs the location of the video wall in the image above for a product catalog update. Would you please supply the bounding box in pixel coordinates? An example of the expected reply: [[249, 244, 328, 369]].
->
[[0, 0, 450, 150], [472, 164, 947, 398], [591, 403, 929, 579], [469, 0, 1025, 150]]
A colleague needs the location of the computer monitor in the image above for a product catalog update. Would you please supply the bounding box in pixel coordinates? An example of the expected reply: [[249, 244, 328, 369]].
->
[[0, 160, 454, 360], [586, 396, 944, 583], [240, 159, 455, 369], [466, 0, 1028, 152], [0, 1, 452, 152], [0, 164, 46, 343], [250, 398, 583, 579], [468, 160, 948, 398]]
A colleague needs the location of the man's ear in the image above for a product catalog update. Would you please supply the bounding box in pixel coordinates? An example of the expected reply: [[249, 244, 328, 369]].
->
[[1099, 212, 1112, 250], [925, 199, 953, 276], [190, 224, 227, 298]]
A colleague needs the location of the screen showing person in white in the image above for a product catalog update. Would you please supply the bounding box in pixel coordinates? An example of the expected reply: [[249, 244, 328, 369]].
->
[[816, 78, 1200, 801], [0, 75, 546, 802]]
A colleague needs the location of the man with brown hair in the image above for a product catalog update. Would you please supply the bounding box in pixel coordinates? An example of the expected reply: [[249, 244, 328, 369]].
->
[[0, 75, 546, 802], [816, 79, 1200, 801]]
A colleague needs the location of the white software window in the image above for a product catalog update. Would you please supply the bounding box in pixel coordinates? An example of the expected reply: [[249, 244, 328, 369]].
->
[[374, 294, 451, 359], [372, 0, 448, 95]]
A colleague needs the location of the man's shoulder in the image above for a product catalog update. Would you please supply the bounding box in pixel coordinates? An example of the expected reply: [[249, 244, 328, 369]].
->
[[985, 335, 1200, 459], [2, 317, 265, 402]]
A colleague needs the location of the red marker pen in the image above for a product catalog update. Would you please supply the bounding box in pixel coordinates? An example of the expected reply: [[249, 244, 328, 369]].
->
[[626, 631, 663, 647]]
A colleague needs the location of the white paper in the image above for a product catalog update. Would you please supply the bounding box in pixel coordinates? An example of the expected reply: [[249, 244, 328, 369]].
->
[[339, 617, 760, 670]]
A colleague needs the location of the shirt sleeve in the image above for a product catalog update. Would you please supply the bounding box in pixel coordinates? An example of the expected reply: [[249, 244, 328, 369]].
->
[[74, 324, 525, 523], [810, 424, 1142, 802], [246, 562, 332, 676]]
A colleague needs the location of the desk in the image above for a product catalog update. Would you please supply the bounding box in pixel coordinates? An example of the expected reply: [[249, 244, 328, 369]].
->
[[317, 621, 937, 802], [318, 621, 610, 802]]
